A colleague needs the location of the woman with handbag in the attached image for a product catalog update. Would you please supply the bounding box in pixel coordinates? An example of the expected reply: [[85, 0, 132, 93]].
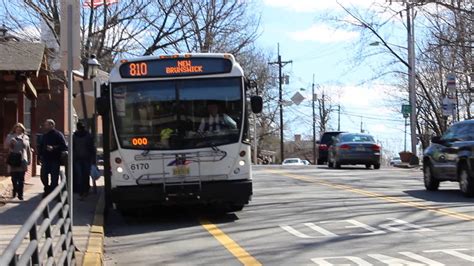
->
[[4, 123, 31, 200]]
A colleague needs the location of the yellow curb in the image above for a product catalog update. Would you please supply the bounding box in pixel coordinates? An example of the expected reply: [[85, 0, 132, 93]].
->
[[82, 192, 105, 266]]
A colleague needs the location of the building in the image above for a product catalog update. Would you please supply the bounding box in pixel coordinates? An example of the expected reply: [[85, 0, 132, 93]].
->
[[285, 134, 314, 163], [0, 28, 51, 177]]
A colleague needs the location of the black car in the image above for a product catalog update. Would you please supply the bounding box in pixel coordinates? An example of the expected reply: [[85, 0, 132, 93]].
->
[[316, 131, 345, 165], [327, 133, 381, 169], [423, 119, 474, 197]]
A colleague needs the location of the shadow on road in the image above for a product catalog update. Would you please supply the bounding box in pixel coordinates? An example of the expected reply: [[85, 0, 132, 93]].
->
[[404, 189, 474, 203], [105, 205, 240, 237]]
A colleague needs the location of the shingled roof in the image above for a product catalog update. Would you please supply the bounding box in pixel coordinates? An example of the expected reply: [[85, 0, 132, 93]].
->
[[0, 42, 46, 72]]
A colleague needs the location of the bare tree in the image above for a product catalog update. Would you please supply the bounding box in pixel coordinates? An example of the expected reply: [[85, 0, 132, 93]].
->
[[236, 47, 281, 156], [326, 1, 472, 149], [176, 0, 260, 55]]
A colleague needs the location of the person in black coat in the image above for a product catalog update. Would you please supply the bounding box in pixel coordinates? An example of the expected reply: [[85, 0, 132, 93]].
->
[[73, 121, 96, 200], [38, 119, 67, 197]]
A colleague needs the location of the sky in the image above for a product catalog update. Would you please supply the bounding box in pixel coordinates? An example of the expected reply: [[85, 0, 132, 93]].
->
[[256, 0, 415, 156]]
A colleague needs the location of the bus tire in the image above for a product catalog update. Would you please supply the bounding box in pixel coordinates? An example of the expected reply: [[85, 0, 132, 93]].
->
[[118, 204, 137, 216], [228, 204, 244, 212]]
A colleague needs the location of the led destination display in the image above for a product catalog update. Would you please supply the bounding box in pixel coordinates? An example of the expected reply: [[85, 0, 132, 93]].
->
[[119, 57, 233, 78]]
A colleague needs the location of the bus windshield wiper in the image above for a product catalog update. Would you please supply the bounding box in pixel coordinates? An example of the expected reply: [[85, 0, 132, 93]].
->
[[195, 130, 222, 152]]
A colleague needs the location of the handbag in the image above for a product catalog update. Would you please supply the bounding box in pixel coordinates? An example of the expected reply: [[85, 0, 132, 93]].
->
[[90, 164, 101, 180], [7, 152, 22, 167]]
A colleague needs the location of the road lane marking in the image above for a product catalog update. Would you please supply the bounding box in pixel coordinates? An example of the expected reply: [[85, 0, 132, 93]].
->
[[311, 249, 474, 265], [199, 218, 262, 266], [266, 170, 474, 221]]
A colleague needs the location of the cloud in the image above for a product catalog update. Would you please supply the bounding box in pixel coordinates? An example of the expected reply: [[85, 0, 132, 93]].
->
[[288, 24, 359, 43], [263, 0, 376, 13]]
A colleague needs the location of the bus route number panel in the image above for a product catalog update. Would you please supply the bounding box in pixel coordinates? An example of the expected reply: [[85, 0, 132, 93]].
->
[[119, 58, 233, 78]]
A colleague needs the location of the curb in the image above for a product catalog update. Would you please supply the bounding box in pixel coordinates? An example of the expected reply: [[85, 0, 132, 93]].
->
[[82, 191, 105, 266]]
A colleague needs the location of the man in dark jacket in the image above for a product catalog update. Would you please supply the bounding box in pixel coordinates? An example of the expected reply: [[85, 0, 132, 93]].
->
[[73, 121, 96, 199], [38, 119, 67, 197]]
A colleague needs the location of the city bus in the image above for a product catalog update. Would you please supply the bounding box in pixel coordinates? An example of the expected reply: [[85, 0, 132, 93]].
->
[[102, 53, 262, 213]]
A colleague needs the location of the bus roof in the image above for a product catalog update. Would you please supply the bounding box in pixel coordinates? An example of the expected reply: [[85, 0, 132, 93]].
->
[[109, 53, 244, 82]]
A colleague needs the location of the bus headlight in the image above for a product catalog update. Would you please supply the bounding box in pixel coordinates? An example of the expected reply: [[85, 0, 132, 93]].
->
[[239, 160, 245, 166], [117, 167, 124, 173]]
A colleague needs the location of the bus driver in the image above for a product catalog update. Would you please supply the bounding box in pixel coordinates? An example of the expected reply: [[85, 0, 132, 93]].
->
[[198, 102, 236, 133]]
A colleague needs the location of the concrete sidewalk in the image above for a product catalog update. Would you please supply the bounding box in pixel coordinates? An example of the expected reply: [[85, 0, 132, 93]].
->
[[0, 174, 104, 265]]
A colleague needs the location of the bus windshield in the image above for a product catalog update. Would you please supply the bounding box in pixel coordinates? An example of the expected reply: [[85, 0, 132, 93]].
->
[[112, 77, 243, 150]]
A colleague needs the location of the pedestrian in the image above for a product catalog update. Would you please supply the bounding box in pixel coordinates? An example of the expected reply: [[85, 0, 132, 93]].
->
[[73, 121, 96, 200], [38, 119, 67, 197], [4, 123, 31, 200]]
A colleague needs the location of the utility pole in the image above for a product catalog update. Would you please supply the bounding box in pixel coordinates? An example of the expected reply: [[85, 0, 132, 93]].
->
[[312, 74, 316, 164], [269, 44, 292, 163], [337, 104, 341, 131], [407, 2, 417, 160]]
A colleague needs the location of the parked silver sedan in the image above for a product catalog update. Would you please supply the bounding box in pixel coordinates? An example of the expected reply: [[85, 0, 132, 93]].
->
[[327, 133, 381, 169]]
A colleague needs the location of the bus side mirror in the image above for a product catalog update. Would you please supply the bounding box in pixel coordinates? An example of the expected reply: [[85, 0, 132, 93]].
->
[[251, 96, 263, 113]]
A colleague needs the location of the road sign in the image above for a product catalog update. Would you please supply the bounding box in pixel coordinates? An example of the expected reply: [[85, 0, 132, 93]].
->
[[401, 104, 410, 118], [60, 0, 81, 70], [291, 92, 305, 106], [442, 97, 455, 116], [446, 73, 456, 93]]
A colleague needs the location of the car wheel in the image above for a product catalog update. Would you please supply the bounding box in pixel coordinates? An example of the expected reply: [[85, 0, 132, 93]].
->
[[459, 164, 474, 197], [374, 163, 381, 170], [317, 159, 324, 165], [423, 162, 440, 191], [335, 161, 341, 169], [365, 164, 371, 169]]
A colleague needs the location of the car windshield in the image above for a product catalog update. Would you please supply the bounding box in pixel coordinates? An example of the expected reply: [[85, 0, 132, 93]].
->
[[284, 159, 299, 163], [442, 123, 474, 141], [112, 77, 242, 150]]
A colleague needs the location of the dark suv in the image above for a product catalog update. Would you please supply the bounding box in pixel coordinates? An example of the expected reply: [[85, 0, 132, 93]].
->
[[316, 131, 345, 165], [423, 119, 474, 197]]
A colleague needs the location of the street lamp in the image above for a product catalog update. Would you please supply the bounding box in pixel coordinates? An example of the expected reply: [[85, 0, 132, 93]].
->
[[87, 54, 101, 79], [369, 3, 418, 164], [87, 54, 101, 145], [298, 81, 317, 164]]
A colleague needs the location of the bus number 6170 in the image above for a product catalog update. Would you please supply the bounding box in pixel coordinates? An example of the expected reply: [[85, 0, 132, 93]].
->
[[130, 163, 150, 171]]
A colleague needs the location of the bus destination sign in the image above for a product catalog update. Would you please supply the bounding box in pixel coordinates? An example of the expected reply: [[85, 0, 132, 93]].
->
[[119, 57, 232, 78]]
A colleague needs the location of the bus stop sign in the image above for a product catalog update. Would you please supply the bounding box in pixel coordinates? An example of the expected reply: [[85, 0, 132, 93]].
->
[[401, 104, 411, 118]]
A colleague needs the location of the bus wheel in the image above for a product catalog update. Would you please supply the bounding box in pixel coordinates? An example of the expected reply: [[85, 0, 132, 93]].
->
[[227, 204, 244, 212], [118, 204, 137, 216]]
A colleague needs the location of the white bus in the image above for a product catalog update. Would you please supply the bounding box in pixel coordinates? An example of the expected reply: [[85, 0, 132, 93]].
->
[[104, 53, 262, 213]]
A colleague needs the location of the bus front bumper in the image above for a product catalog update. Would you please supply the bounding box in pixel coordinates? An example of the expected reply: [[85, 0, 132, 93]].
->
[[111, 179, 252, 206]]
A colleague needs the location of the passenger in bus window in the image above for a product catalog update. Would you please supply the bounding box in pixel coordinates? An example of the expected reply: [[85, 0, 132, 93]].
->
[[136, 101, 153, 132], [198, 102, 236, 133]]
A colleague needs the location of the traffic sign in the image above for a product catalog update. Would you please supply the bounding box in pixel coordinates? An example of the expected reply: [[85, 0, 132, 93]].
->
[[401, 104, 411, 118], [291, 92, 305, 106], [446, 73, 456, 93], [442, 97, 455, 116]]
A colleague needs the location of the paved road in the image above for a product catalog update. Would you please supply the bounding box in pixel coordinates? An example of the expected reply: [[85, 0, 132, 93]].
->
[[104, 166, 474, 265]]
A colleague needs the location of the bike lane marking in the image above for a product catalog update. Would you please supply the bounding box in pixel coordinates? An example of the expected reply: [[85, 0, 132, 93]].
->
[[199, 218, 262, 266], [265, 169, 474, 222]]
